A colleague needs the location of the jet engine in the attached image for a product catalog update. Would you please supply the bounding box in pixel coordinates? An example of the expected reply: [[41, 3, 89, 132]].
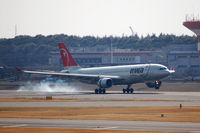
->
[[97, 78, 112, 88], [145, 80, 162, 89]]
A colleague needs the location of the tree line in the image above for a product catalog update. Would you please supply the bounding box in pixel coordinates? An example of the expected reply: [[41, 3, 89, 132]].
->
[[0, 34, 197, 67]]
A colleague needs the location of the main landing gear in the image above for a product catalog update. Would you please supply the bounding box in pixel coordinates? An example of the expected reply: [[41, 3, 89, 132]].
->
[[95, 88, 106, 94], [123, 85, 134, 94]]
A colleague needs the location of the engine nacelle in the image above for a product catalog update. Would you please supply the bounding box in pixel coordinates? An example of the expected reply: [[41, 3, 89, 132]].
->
[[98, 78, 112, 88], [146, 81, 162, 90]]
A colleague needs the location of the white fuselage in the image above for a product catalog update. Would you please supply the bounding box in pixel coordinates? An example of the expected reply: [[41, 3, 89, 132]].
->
[[68, 64, 170, 85]]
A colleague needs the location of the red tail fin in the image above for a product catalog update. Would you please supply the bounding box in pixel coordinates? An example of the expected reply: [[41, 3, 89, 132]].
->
[[58, 43, 78, 67], [15, 67, 22, 72]]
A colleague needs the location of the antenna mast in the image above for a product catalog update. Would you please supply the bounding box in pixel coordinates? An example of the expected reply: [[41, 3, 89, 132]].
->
[[111, 38, 113, 64], [15, 24, 17, 37], [129, 26, 134, 36]]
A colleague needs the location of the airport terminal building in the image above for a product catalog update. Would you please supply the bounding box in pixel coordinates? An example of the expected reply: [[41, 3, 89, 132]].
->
[[49, 49, 166, 67]]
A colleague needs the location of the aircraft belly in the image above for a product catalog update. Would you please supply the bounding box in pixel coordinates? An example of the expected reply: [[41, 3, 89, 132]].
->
[[128, 76, 145, 83]]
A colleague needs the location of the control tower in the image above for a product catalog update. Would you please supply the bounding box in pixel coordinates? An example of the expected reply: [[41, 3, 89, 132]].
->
[[183, 15, 200, 53]]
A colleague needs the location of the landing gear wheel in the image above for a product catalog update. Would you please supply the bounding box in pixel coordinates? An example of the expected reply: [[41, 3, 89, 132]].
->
[[122, 85, 134, 94], [127, 88, 130, 94], [95, 89, 99, 94], [123, 88, 126, 94], [102, 89, 106, 94], [155, 80, 162, 90], [95, 88, 106, 94], [99, 89, 102, 94], [130, 88, 134, 93], [155, 86, 159, 89]]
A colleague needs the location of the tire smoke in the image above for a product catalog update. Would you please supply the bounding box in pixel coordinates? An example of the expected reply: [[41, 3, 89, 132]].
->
[[18, 81, 79, 92]]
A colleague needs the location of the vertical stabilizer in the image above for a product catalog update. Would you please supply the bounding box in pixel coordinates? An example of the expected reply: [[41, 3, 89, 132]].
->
[[58, 43, 79, 69]]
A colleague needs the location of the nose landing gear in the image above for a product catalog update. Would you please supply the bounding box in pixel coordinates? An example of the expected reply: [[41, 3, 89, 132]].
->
[[155, 80, 162, 89]]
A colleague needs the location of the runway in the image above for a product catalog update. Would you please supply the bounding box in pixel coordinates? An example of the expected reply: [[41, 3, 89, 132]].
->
[[0, 89, 200, 132], [0, 90, 200, 107], [0, 118, 200, 132], [1, 89, 200, 100]]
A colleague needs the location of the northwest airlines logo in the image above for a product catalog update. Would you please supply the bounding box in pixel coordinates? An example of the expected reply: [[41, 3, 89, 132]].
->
[[60, 48, 70, 65]]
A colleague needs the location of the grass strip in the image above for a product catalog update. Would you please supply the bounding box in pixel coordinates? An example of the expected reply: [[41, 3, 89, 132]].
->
[[0, 106, 200, 122], [0, 127, 186, 133]]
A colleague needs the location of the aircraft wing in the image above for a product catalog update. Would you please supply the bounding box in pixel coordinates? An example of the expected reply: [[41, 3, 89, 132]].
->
[[16, 67, 124, 84]]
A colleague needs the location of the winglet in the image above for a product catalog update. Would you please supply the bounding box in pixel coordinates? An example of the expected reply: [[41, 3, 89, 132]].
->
[[15, 67, 22, 72]]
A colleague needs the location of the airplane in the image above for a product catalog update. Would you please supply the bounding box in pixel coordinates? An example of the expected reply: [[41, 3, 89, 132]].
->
[[16, 43, 175, 94]]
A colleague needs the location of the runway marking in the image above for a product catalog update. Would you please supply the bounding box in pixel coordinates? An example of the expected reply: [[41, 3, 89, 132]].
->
[[94, 126, 118, 130], [2, 124, 27, 128], [0, 124, 7, 125]]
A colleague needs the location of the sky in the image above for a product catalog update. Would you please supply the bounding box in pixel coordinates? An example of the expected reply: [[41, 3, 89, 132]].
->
[[0, 0, 200, 38]]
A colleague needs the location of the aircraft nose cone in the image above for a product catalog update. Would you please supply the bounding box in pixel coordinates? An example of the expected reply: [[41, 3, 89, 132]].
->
[[164, 70, 170, 77], [167, 70, 171, 76], [159, 70, 170, 78]]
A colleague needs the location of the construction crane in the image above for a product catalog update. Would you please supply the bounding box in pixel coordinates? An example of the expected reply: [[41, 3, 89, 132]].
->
[[129, 26, 134, 36]]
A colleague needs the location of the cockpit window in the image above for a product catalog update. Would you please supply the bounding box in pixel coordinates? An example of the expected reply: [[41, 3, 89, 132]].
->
[[159, 67, 167, 70]]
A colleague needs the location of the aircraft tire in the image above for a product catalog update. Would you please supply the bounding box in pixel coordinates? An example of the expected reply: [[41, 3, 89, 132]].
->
[[130, 88, 134, 93], [102, 89, 106, 94], [95, 89, 99, 94], [127, 89, 130, 94], [123, 88, 126, 94], [99, 89, 102, 94], [123, 88, 134, 94], [155, 81, 161, 90], [155, 86, 160, 89]]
